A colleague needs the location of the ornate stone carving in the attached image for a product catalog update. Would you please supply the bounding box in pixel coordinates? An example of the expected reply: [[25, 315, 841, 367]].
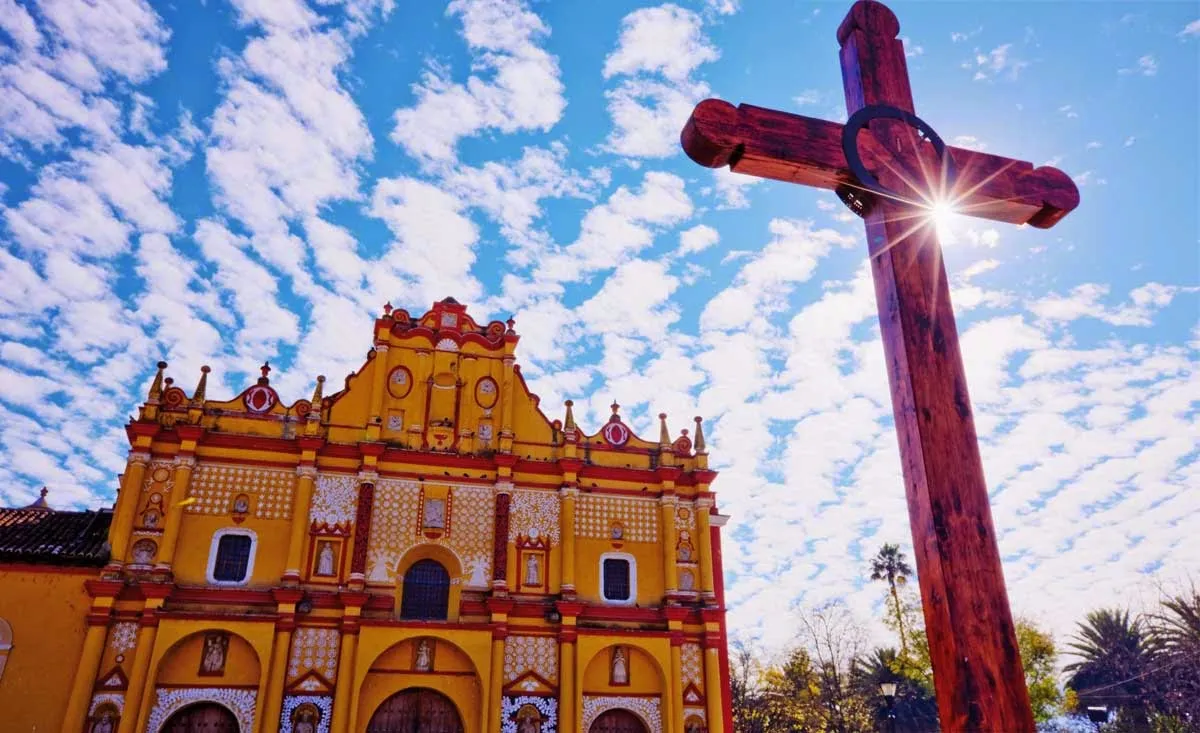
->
[[501, 695, 558, 733], [493, 492, 510, 583], [107, 622, 137, 655], [280, 694, 332, 733], [508, 489, 560, 542], [310, 474, 358, 527], [287, 628, 339, 683], [145, 688, 256, 733], [188, 463, 294, 519], [576, 495, 658, 543], [582, 696, 661, 733], [503, 635, 557, 684], [350, 482, 375, 575], [681, 643, 703, 687], [88, 693, 124, 715]]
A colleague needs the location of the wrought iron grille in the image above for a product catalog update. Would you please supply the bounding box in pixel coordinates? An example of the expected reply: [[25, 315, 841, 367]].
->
[[401, 559, 450, 620], [603, 558, 631, 601], [212, 534, 252, 582]]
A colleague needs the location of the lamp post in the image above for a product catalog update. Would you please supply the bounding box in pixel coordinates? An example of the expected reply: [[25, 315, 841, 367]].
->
[[1085, 706, 1109, 727], [879, 681, 898, 733]]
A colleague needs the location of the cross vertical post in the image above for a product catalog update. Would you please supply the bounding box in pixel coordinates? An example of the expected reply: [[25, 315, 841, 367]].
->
[[680, 2, 1079, 730]]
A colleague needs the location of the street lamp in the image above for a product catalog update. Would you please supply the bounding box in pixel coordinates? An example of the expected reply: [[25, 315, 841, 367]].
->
[[1085, 706, 1109, 725], [879, 681, 898, 733]]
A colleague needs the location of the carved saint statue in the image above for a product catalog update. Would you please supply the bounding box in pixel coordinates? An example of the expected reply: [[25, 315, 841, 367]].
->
[[525, 553, 541, 586], [679, 569, 695, 591], [424, 498, 446, 529], [685, 717, 706, 733], [90, 711, 116, 733], [316, 542, 336, 576], [516, 705, 542, 733], [200, 633, 228, 675], [414, 639, 433, 672], [233, 495, 249, 514], [142, 509, 159, 528], [131, 539, 156, 565], [292, 706, 318, 733], [611, 647, 629, 685]]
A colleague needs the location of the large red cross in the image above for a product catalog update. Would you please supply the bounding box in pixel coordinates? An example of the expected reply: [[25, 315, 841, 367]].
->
[[681, 2, 1078, 731]]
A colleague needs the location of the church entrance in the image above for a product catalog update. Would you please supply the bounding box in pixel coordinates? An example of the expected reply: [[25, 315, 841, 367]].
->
[[589, 709, 649, 733], [366, 688, 464, 733], [160, 703, 238, 733]]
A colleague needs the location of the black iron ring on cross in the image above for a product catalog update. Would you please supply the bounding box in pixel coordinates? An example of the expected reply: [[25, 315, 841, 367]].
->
[[836, 104, 958, 218]]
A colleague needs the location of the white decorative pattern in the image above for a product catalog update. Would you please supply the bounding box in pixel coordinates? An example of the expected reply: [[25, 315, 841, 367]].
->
[[145, 687, 256, 733], [288, 628, 340, 683], [280, 695, 332, 733], [683, 707, 706, 722], [582, 696, 661, 733], [108, 622, 138, 654], [503, 635, 558, 684], [675, 504, 697, 534], [681, 644, 703, 687], [89, 692, 124, 715], [576, 495, 658, 542], [501, 695, 558, 733], [310, 473, 358, 526], [188, 463, 293, 519], [509, 489, 560, 542], [367, 480, 493, 585]]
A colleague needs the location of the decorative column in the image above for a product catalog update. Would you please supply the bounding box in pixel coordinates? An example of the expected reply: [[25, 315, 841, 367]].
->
[[284, 458, 320, 582], [491, 486, 511, 593], [499, 355, 516, 453], [694, 497, 716, 600], [62, 581, 121, 733], [559, 487, 578, 596], [670, 637, 686, 733], [485, 598, 514, 733], [365, 341, 389, 441], [329, 592, 366, 733], [659, 491, 679, 596], [121, 586, 171, 733], [108, 450, 151, 567], [155, 449, 198, 572], [702, 643, 726, 733], [348, 467, 378, 588], [259, 589, 302, 733], [556, 601, 583, 733]]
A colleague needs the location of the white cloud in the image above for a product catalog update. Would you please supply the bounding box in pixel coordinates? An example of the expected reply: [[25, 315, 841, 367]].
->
[[1180, 19, 1200, 37], [971, 43, 1029, 82], [1119, 54, 1158, 76], [603, 4, 718, 83], [677, 224, 719, 256], [793, 89, 820, 107], [390, 0, 564, 165]]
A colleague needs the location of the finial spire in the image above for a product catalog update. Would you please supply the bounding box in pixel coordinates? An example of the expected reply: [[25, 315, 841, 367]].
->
[[23, 487, 51, 510], [610, 401, 620, 418], [563, 400, 577, 431], [693, 416, 706, 454], [258, 361, 271, 385], [309, 375, 325, 415], [191, 365, 210, 404], [658, 413, 671, 448], [383, 301, 393, 316], [148, 361, 167, 401]]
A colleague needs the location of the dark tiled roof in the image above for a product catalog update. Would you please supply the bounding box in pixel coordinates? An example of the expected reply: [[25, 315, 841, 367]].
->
[[0, 507, 112, 566]]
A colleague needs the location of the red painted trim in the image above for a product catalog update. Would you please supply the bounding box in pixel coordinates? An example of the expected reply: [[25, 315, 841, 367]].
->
[[711, 519, 734, 733]]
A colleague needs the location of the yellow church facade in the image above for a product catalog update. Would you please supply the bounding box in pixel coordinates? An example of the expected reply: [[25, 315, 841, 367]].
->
[[0, 298, 733, 733]]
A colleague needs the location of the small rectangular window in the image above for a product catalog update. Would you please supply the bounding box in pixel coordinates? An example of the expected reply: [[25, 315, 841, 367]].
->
[[602, 558, 631, 602], [213, 534, 252, 582]]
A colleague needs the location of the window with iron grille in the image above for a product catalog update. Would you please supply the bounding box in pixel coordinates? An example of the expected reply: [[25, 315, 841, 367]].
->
[[401, 559, 450, 620], [602, 558, 632, 602], [212, 534, 252, 582]]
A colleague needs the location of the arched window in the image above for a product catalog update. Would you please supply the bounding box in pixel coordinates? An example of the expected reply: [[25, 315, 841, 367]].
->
[[0, 617, 11, 681], [401, 559, 450, 620]]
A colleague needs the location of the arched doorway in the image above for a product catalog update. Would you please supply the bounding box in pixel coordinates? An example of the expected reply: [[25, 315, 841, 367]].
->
[[160, 702, 238, 733], [590, 709, 649, 733], [366, 688, 464, 733]]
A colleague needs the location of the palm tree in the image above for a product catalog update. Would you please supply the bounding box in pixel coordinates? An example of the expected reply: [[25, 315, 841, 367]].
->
[[1065, 608, 1152, 732], [1146, 588, 1200, 724], [870, 543, 914, 657]]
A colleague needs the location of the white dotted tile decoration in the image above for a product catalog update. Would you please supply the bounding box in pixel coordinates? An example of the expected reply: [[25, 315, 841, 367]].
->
[[575, 495, 658, 543], [501, 695, 558, 733], [310, 473, 358, 526], [675, 504, 697, 534], [89, 692, 124, 715], [509, 489, 560, 542], [582, 696, 661, 733], [287, 628, 340, 683], [145, 687, 256, 733], [187, 463, 293, 519], [280, 694, 332, 733], [684, 707, 706, 722], [108, 622, 138, 655], [681, 643, 703, 688], [142, 460, 175, 496], [366, 480, 494, 586], [503, 635, 558, 684]]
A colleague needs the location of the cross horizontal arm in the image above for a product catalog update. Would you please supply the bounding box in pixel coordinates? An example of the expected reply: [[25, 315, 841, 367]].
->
[[681, 98, 1080, 229]]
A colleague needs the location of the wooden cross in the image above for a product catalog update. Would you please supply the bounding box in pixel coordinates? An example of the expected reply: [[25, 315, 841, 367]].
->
[[680, 2, 1078, 731]]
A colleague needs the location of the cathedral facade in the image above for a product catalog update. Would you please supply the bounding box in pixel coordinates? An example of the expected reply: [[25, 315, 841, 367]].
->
[[0, 298, 732, 733]]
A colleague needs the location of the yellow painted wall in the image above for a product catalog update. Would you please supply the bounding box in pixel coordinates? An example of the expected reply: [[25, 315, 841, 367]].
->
[[171, 514, 292, 587], [582, 644, 665, 695], [0, 567, 92, 733], [155, 630, 261, 686], [574, 539, 665, 606]]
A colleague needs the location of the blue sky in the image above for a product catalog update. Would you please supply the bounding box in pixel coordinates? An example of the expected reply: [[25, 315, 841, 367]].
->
[[1, 0, 1197, 648]]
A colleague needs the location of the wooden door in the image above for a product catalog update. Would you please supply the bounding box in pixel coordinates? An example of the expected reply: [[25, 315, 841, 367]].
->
[[366, 688, 464, 733], [589, 709, 648, 733], [161, 703, 238, 733]]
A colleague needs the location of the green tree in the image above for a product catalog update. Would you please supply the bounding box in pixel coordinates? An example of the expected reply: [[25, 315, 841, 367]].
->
[[1014, 617, 1063, 723], [1065, 608, 1152, 732], [1145, 585, 1200, 726], [870, 544, 915, 658], [850, 647, 939, 732]]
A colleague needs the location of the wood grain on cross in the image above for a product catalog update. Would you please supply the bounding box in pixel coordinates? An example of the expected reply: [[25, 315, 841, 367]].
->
[[680, 2, 1078, 732]]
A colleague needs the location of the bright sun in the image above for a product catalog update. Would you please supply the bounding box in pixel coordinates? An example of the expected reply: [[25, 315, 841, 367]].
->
[[927, 199, 958, 243]]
